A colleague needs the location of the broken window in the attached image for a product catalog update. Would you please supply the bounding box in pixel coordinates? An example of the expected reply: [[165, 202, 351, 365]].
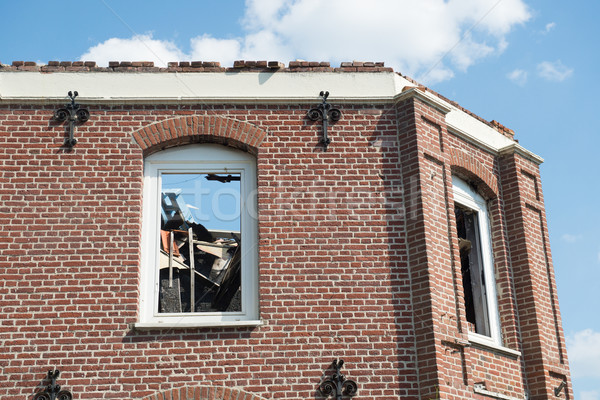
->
[[159, 173, 242, 313], [455, 204, 490, 336], [452, 176, 501, 345], [138, 144, 259, 326]]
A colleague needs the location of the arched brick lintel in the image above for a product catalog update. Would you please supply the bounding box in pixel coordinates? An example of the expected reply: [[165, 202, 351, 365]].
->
[[449, 148, 498, 199], [132, 116, 268, 157], [139, 385, 268, 400]]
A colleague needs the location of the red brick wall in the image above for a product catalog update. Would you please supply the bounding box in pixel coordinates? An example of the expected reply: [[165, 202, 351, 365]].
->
[[0, 96, 571, 399]]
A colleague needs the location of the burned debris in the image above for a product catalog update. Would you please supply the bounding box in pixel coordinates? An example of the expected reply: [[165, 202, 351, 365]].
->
[[158, 174, 242, 313]]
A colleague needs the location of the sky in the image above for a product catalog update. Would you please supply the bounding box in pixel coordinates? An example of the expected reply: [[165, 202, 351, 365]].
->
[[162, 173, 241, 232], [1, 0, 598, 396]]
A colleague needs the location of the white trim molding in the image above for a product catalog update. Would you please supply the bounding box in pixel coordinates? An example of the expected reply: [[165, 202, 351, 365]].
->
[[139, 144, 259, 327]]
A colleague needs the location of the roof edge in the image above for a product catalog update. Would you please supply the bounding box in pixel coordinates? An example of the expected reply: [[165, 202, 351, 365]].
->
[[394, 86, 452, 114]]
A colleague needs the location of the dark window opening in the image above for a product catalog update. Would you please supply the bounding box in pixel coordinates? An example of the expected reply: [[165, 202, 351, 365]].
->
[[455, 204, 491, 336]]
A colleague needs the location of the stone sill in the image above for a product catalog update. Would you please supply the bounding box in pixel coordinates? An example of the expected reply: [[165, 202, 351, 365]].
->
[[469, 333, 522, 358], [131, 320, 264, 330]]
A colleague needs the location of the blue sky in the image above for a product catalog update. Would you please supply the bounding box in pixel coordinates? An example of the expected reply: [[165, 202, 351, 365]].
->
[[1, 0, 597, 396], [162, 173, 241, 232]]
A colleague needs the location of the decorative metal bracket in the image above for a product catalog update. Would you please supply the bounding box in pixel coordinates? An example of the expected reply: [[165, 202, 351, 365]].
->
[[554, 380, 567, 397], [308, 91, 341, 151], [34, 369, 73, 400], [54, 91, 90, 147], [319, 359, 358, 400]]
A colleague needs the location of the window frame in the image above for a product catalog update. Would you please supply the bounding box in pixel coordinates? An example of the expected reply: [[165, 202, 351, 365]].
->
[[136, 144, 260, 328], [452, 176, 502, 347]]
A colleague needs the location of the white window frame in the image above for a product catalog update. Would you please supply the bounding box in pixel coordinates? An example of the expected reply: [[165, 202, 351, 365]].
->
[[136, 144, 260, 328], [453, 176, 502, 347]]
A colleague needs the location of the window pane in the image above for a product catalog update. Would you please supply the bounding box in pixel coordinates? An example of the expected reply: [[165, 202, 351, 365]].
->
[[158, 173, 242, 313]]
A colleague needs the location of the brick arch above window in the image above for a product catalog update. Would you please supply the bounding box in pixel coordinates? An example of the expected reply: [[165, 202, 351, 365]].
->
[[139, 385, 268, 400], [449, 148, 498, 198], [132, 115, 268, 157]]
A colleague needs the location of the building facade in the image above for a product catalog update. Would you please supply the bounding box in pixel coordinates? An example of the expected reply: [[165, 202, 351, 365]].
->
[[0, 60, 572, 399]]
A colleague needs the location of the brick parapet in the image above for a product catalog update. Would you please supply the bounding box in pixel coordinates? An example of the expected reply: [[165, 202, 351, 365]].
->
[[0, 60, 392, 73]]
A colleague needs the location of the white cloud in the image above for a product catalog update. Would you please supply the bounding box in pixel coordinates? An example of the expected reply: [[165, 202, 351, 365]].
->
[[239, 30, 293, 62], [447, 33, 495, 71], [425, 67, 455, 83], [537, 60, 573, 82], [561, 233, 581, 243], [243, 0, 290, 31], [567, 329, 600, 378], [507, 69, 528, 86], [80, 34, 184, 67], [581, 391, 600, 400], [80, 0, 531, 84], [544, 22, 556, 34], [189, 35, 242, 67]]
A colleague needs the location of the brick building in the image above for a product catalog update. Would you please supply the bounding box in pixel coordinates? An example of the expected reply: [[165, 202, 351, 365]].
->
[[0, 60, 572, 399]]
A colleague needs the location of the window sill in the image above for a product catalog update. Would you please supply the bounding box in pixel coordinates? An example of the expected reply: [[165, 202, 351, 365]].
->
[[132, 320, 264, 330], [474, 385, 526, 400], [468, 333, 521, 358]]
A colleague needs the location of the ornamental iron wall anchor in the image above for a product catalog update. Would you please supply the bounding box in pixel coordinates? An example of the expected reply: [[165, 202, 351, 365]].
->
[[554, 380, 567, 397], [54, 91, 90, 147], [318, 359, 358, 400], [34, 369, 73, 400], [308, 91, 341, 151]]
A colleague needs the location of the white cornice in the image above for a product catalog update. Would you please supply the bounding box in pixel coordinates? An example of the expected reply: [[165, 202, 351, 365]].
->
[[499, 142, 545, 164], [393, 87, 452, 114], [0, 71, 410, 104], [0, 71, 543, 163], [446, 115, 544, 165], [393, 87, 543, 164]]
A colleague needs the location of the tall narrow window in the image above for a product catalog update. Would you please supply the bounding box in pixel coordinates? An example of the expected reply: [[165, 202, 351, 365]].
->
[[137, 144, 259, 327], [453, 177, 501, 345]]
